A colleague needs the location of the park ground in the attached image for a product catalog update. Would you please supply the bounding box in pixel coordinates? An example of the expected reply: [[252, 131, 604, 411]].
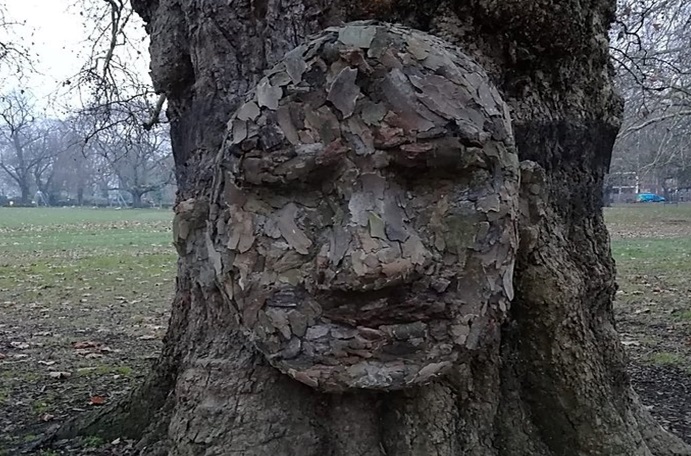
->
[[0, 205, 691, 454]]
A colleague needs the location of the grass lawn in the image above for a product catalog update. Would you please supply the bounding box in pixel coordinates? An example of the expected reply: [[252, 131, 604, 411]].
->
[[606, 203, 691, 370], [0, 208, 175, 454]]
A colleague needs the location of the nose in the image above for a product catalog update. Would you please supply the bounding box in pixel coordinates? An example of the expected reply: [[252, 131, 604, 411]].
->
[[319, 225, 433, 292]]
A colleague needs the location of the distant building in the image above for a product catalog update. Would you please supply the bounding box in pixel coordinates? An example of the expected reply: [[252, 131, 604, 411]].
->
[[607, 172, 639, 203]]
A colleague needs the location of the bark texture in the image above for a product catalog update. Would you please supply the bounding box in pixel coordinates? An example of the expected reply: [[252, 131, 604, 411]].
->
[[108, 1, 691, 455]]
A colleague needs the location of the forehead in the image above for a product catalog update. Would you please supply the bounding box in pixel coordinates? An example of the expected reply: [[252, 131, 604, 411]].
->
[[221, 23, 517, 187]]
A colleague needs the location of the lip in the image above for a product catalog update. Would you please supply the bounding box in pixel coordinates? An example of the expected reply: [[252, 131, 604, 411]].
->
[[314, 286, 450, 327]]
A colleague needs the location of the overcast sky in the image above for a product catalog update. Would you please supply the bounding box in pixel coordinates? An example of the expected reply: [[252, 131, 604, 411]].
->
[[3, 0, 149, 113]]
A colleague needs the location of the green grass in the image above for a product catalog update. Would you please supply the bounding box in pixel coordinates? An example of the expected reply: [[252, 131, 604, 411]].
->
[[606, 204, 691, 282], [0, 208, 176, 452], [647, 352, 687, 368], [0, 208, 173, 257], [0, 205, 689, 449], [611, 238, 691, 275], [606, 203, 691, 371], [0, 370, 41, 382], [605, 203, 691, 225], [0, 207, 171, 228], [0, 207, 176, 308], [81, 436, 105, 448], [31, 400, 50, 414]]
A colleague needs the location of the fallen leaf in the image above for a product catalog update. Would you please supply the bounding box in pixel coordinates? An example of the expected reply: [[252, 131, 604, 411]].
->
[[40, 413, 55, 422], [138, 335, 156, 340], [38, 360, 57, 366], [10, 341, 29, 349], [111, 438, 121, 445], [49, 371, 72, 379], [90, 395, 106, 405]]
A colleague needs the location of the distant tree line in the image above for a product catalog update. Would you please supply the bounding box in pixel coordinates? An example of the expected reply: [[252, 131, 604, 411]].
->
[[0, 1, 173, 208], [0, 90, 174, 207]]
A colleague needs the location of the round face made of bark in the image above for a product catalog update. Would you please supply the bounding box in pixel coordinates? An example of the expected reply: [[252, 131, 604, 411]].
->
[[209, 23, 519, 392]]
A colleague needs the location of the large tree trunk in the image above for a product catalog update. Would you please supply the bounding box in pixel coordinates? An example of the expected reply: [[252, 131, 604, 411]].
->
[[19, 180, 31, 206], [131, 191, 144, 208], [94, 1, 691, 454]]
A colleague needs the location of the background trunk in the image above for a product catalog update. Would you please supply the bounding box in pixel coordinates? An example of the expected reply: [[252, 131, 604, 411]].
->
[[103, 1, 691, 455], [131, 191, 144, 208], [19, 180, 31, 205]]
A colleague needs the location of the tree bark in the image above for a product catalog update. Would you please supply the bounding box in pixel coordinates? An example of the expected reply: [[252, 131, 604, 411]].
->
[[96, 1, 691, 455]]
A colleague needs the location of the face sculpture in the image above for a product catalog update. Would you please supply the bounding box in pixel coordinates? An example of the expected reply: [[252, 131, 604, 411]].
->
[[208, 23, 519, 392]]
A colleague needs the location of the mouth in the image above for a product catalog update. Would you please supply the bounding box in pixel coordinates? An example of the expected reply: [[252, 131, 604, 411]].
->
[[267, 285, 451, 328]]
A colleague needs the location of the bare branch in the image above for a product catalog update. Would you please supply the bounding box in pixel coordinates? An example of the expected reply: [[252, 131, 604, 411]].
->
[[142, 94, 166, 130]]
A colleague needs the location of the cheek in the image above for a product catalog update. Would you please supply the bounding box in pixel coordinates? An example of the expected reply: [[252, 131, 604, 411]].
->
[[434, 205, 483, 255], [400, 184, 480, 253]]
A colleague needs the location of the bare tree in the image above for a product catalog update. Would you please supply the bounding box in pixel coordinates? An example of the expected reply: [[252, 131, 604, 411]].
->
[[90, 120, 172, 207], [67, 0, 164, 134], [610, 0, 691, 191], [0, 4, 33, 82], [0, 91, 45, 204], [28, 119, 97, 205]]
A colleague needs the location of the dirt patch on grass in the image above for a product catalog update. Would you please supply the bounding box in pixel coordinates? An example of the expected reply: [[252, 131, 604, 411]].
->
[[631, 363, 691, 441]]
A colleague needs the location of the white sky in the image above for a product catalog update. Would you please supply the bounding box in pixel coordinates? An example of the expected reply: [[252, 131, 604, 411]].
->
[[3, 0, 150, 114]]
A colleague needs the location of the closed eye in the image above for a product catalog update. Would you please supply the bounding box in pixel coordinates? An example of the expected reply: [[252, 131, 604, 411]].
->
[[385, 139, 489, 177], [233, 141, 346, 187]]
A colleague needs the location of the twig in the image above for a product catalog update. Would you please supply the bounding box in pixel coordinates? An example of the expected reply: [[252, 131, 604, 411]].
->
[[142, 94, 166, 130]]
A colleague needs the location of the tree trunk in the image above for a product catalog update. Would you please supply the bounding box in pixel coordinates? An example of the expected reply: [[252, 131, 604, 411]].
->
[[94, 1, 691, 455], [77, 186, 84, 206], [131, 191, 144, 208], [19, 180, 31, 206]]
